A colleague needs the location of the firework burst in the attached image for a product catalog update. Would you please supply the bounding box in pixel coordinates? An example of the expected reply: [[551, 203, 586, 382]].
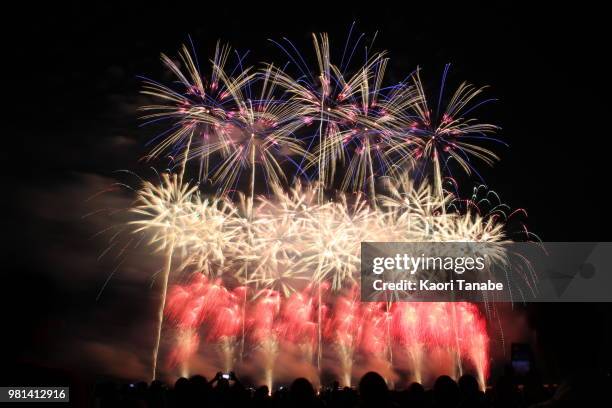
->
[[402, 67, 501, 196], [246, 190, 310, 296], [104, 28, 542, 388], [329, 56, 418, 201], [270, 33, 383, 192], [194, 65, 309, 201], [140, 42, 247, 179]]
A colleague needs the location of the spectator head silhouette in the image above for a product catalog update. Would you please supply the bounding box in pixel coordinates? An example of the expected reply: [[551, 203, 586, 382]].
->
[[173, 377, 192, 407], [255, 385, 270, 398], [358, 371, 389, 408], [149, 379, 164, 390], [290, 377, 316, 407], [409, 381, 425, 394], [433, 375, 460, 408], [189, 374, 211, 404], [174, 377, 190, 392], [407, 381, 426, 407], [189, 374, 208, 386], [458, 374, 479, 396]]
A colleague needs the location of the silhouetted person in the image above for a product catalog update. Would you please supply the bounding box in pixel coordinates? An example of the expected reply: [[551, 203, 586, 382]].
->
[[147, 380, 167, 408], [173, 377, 192, 407], [210, 372, 233, 408], [228, 373, 249, 408], [272, 385, 289, 407], [458, 374, 485, 408], [406, 382, 427, 408], [359, 371, 390, 408], [325, 383, 357, 408], [433, 375, 460, 408], [254, 385, 272, 408], [290, 378, 318, 408], [190, 375, 211, 407]]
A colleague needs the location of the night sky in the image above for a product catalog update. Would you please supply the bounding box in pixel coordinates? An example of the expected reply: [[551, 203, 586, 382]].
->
[[4, 1, 611, 394]]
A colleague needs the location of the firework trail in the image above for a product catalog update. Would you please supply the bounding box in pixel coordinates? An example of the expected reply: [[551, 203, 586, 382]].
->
[[167, 277, 231, 350], [277, 288, 318, 363], [164, 279, 204, 376], [418, 303, 457, 378], [162, 274, 491, 389], [248, 289, 282, 390], [165, 275, 243, 373], [391, 303, 425, 383], [455, 302, 490, 390], [325, 287, 362, 387], [168, 328, 200, 378], [304, 193, 365, 371], [360, 302, 392, 364], [207, 288, 243, 371]]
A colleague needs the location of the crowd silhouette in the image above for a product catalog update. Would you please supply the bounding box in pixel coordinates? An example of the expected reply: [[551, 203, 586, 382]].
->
[[92, 367, 603, 408]]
